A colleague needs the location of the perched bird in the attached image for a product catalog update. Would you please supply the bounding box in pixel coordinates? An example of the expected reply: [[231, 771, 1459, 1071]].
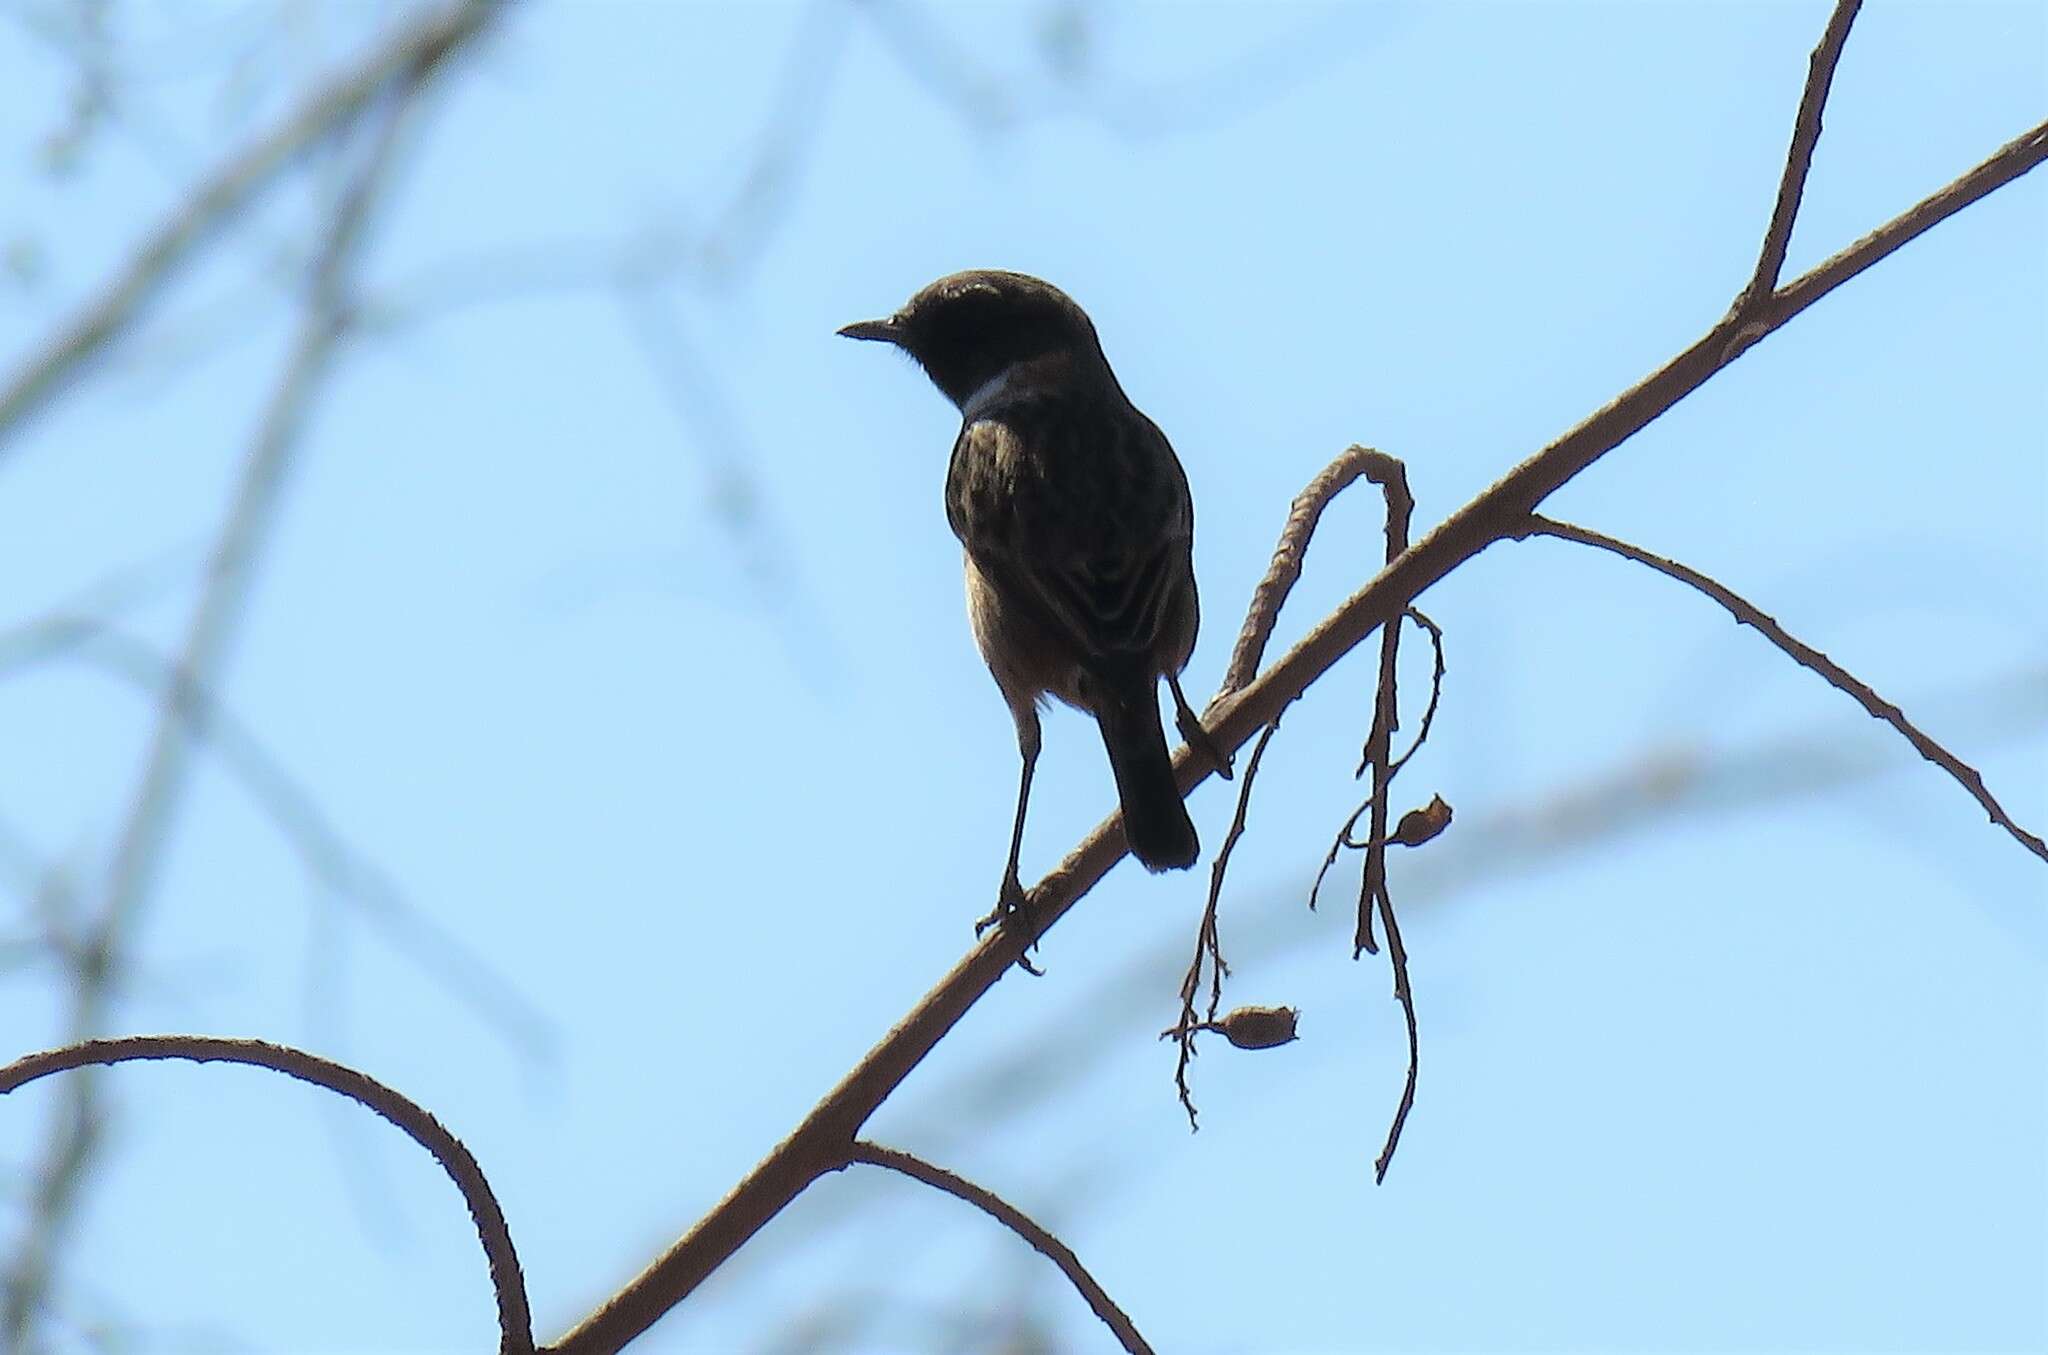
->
[[840, 270, 1228, 930]]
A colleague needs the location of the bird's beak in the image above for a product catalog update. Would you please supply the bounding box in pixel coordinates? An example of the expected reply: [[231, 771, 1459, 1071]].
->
[[837, 317, 902, 344]]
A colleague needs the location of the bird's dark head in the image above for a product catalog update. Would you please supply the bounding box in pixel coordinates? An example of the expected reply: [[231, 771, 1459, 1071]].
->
[[838, 270, 1104, 409]]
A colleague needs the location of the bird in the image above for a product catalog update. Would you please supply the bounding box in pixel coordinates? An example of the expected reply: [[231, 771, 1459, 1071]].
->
[[839, 269, 1229, 935]]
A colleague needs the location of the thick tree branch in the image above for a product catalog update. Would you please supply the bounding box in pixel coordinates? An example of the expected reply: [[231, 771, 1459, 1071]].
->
[[550, 37, 2047, 1355], [0, 1036, 532, 1355], [1518, 516, 2047, 862], [843, 1141, 1152, 1355]]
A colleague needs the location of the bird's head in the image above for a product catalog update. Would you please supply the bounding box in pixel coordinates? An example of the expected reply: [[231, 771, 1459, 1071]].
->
[[838, 270, 1104, 409]]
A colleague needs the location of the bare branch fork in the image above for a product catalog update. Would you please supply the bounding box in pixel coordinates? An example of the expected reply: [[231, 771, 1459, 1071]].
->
[[1740, 0, 1863, 310], [546, 5, 2048, 1350]]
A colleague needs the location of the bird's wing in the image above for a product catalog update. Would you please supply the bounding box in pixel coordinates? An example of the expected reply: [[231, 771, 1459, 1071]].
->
[[945, 407, 1191, 670]]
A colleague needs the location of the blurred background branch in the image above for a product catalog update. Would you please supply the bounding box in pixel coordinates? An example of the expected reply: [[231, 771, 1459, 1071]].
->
[[1, 9, 497, 1341], [0, 0, 502, 451]]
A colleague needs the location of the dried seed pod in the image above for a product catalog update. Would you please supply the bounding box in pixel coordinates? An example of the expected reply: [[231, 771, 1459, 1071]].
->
[[1218, 1005, 1299, 1050], [1390, 794, 1453, 848]]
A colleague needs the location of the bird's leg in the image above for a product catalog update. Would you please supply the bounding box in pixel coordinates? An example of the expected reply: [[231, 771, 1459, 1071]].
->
[[978, 751, 1034, 931], [976, 712, 1045, 974], [1168, 673, 1233, 780]]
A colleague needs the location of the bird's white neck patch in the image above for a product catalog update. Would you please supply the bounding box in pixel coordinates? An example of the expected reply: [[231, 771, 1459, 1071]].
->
[[960, 363, 1018, 419]]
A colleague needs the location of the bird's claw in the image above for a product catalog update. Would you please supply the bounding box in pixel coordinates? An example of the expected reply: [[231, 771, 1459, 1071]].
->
[[975, 873, 1045, 975]]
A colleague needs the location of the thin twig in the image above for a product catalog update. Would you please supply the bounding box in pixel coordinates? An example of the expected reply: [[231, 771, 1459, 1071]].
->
[[1307, 790, 1374, 913], [0, 0, 502, 453], [1519, 515, 2048, 863], [1309, 607, 1446, 909], [1171, 719, 1282, 1129], [844, 1141, 1153, 1355], [1372, 882, 1419, 1186], [1387, 608, 1446, 782], [548, 46, 2048, 1355], [0, 1036, 533, 1355], [1346, 460, 1427, 1180], [1354, 457, 1414, 958], [1739, 0, 1863, 311]]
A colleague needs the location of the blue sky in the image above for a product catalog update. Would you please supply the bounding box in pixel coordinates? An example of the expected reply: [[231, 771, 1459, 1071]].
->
[[0, 2, 2043, 1351]]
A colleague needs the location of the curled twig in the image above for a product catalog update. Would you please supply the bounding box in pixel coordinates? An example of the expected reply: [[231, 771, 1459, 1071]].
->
[[1518, 515, 2047, 864], [1307, 790, 1373, 913], [1387, 608, 1446, 781], [1171, 719, 1282, 1129], [1177, 446, 1414, 1131], [0, 1036, 533, 1355], [1222, 446, 1406, 697], [1308, 610, 1447, 906], [845, 1141, 1153, 1355]]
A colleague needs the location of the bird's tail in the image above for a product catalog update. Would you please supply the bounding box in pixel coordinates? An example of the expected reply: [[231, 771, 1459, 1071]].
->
[[1095, 676, 1199, 872]]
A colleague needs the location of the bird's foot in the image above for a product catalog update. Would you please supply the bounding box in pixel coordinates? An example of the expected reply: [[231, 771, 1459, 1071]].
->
[[975, 872, 1045, 976], [1178, 706, 1234, 781]]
